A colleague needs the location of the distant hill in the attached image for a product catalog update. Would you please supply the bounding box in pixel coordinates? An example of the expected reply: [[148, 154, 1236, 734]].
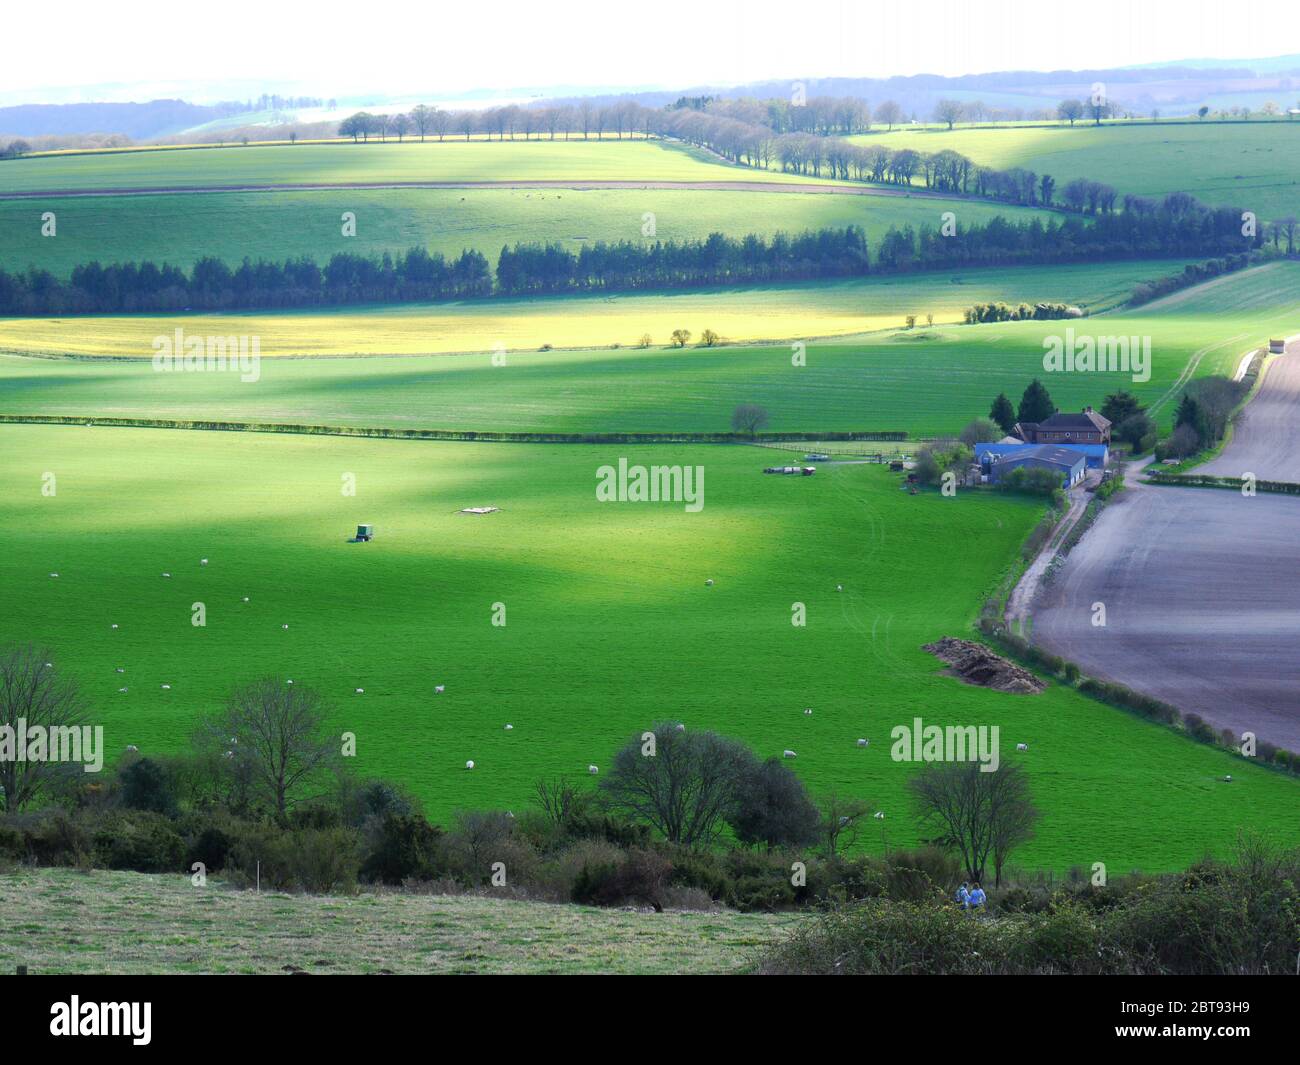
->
[[0, 99, 238, 139]]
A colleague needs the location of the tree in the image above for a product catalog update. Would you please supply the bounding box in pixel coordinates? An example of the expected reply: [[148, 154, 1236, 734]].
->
[[600, 723, 758, 848], [699, 328, 720, 347], [391, 113, 410, 142], [1017, 378, 1056, 424], [669, 328, 692, 348], [875, 100, 902, 131], [1100, 390, 1143, 426], [1197, 106, 1210, 121], [818, 791, 873, 857], [1174, 393, 1209, 446], [959, 417, 998, 446], [199, 678, 338, 818], [1114, 411, 1155, 451], [0, 645, 91, 812], [409, 104, 433, 141], [729, 757, 820, 850], [909, 760, 1039, 885], [730, 402, 770, 437], [933, 99, 964, 130], [119, 757, 177, 815], [1057, 99, 1085, 126], [989, 393, 1016, 434]]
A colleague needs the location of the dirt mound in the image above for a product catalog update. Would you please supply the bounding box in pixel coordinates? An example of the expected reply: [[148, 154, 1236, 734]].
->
[[923, 637, 1045, 695]]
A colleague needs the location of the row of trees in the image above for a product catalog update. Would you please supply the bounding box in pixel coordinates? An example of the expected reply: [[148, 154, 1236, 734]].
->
[[0, 203, 1263, 316]]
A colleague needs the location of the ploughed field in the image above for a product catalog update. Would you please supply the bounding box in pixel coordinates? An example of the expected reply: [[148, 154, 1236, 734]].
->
[[3, 424, 1296, 872]]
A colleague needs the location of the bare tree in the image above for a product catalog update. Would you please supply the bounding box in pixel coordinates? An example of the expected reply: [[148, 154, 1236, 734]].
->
[[1057, 99, 1085, 126], [730, 403, 770, 437], [933, 99, 965, 130], [0, 645, 91, 811], [200, 678, 338, 818], [409, 104, 433, 141], [818, 791, 874, 857], [875, 100, 902, 131], [909, 760, 1038, 885], [600, 723, 758, 847]]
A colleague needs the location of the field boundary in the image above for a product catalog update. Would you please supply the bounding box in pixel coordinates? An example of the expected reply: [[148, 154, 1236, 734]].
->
[[0, 413, 908, 445]]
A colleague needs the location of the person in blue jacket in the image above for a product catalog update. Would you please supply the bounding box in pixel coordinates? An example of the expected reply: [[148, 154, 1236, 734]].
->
[[955, 882, 970, 908], [968, 882, 987, 910]]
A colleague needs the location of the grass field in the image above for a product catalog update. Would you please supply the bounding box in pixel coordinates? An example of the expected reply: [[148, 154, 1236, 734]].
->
[[3, 262, 1294, 438], [0, 867, 793, 974], [0, 138, 824, 194], [0, 259, 1188, 363], [0, 186, 1053, 277], [3, 423, 1296, 873], [848, 121, 1300, 219]]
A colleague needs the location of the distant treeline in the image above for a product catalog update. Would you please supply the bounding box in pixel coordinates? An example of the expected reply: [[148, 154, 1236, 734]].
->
[[0, 207, 1258, 315]]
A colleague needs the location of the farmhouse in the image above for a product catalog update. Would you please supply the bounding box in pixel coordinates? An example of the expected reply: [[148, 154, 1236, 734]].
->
[[1012, 407, 1111, 446], [980, 444, 1087, 488]]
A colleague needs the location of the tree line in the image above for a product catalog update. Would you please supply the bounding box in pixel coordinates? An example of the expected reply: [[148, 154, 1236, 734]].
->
[[0, 205, 1261, 315]]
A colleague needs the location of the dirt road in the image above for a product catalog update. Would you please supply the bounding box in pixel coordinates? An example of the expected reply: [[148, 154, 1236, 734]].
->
[[1199, 336, 1300, 482]]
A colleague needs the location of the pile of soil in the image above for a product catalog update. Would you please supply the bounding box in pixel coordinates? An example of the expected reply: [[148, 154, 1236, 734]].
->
[[923, 637, 1045, 695]]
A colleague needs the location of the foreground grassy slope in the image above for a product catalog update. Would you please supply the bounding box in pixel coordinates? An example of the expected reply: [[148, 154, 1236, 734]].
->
[[0, 187, 1054, 277], [0, 259, 1186, 361], [0, 139, 822, 194], [4, 424, 1296, 871], [850, 122, 1300, 219], [0, 867, 791, 974], [4, 262, 1294, 438]]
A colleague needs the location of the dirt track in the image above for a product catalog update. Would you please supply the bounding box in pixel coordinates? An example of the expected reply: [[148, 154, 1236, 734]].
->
[[1032, 338, 1300, 749], [0, 179, 962, 201]]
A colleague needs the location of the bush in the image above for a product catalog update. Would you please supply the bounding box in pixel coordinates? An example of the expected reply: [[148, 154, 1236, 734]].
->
[[91, 811, 185, 873], [226, 824, 361, 893], [361, 813, 444, 885], [118, 757, 178, 815], [571, 847, 671, 909]]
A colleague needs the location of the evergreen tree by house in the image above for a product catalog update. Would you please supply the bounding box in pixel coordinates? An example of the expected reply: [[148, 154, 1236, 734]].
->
[[989, 393, 1016, 433], [1017, 379, 1057, 424]]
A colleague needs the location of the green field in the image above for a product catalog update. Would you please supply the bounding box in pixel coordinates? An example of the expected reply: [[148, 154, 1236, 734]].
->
[[0, 259, 1189, 361], [0, 138, 823, 194], [0, 867, 793, 974], [4, 262, 1294, 438], [848, 121, 1300, 219], [2, 423, 1296, 873], [0, 186, 1053, 278]]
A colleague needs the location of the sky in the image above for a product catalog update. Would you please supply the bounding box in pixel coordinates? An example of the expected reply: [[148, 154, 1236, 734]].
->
[[4, 0, 1299, 103]]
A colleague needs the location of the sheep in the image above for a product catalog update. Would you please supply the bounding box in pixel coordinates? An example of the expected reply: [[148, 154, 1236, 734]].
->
[[435, 685, 445, 694], [43, 662, 53, 669], [49, 573, 59, 578], [355, 688, 364, 694], [200, 558, 208, 566], [111, 623, 119, 630], [675, 723, 686, 732], [1224, 774, 1233, 783], [118, 687, 128, 694], [1016, 743, 1028, 752], [282, 624, 289, 630], [836, 584, 843, 592], [874, 811, 886, 820], [705, 579, 714, 586], [504, 724, 514, 731], [857, 738, 869, 748], [162, 572, 171, 578], [115, 668, 124, 674], [242, 597, 250, 603], [125, 745, 139, 753], [286, 680, 294, 685], [588, 765, 599, 775], [803, 707, 813, 716], [465, 760, 475, 770], [783, 749, 797, 758], [161, 684, 171, 690]]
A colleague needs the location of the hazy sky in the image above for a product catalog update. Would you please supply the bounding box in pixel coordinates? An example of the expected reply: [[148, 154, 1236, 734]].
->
[[7, 0, 1299, 101]]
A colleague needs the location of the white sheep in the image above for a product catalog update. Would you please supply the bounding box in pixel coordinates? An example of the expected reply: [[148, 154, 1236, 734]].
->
[[836, 584, 843, 592], [857, 738, 869, 747], [705, 579, 714, 586], [1224, 774, 1233, 782], [161, 684, 171, 690], [1016, 743, 1028, 752], [675, 723, 686, 732], [111, 624, 119, 630], [588, 765, 599, 775], [44, 662, 53, 669], [803, 708, 813, 716], [286, 679, 293, 685], [162, 572, 171, 578], [125, 745, 138, 753], [874, 811, 886, 820], [200, 558, 208, 566], [504, 724, 514, 731], [355, 688, 364, 695], [49, 573, 59, 578], [115, 668, 124, 673], [465, 760, 475, 770], [783, 749, 797, 758], [242, 597, 250, 603], [282, 624, 289, 630], [118, 687, 128, 694], [435, 685, 445, 694]]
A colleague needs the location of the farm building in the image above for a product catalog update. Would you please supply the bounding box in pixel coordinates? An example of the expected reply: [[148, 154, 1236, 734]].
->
[[976, 441, 1108, 470], [1012, 407, 1111, 446], [981, 444, 1087, 488]]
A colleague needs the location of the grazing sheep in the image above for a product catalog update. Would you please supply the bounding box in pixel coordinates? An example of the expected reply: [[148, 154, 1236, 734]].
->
[[1016, 743, 1028, 751], [161, 684, 171, 690], [675, 723, 686, 732], [282, 624, 289, 630], [111, 624, 119, 630], [465, 760, 475, 770], [836, 584, 843, 592], [49, 573, 59, 578], [43, 662, 53, 669], [803, 708, 813, 716], [201, 558, 208, 566], [705, 579, 714, 586], [857, 738, 869, 747], [118, 687, 128, 694], [783, 749, 797, 758], [588, 765, 599, 775], [162, 573, 171, 578], [435, 685, 445, 694], [504, 724, 514, 731], [874, 811, 886, 820], [355, 688, 364, 694], [1224, 774, 1233, 782], [286, 680, 293, 685], [125, 745, 138, 753], [242, 597, 249, 603]]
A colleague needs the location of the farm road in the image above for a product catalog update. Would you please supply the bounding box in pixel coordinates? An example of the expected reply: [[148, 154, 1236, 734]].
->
[[1031, 338, 1300, 750]]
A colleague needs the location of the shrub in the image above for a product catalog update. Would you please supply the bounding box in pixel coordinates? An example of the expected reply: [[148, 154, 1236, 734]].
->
[[361, 813, 444, 885], [571, 847, 671, 909], [91, 811, 185, 873]]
